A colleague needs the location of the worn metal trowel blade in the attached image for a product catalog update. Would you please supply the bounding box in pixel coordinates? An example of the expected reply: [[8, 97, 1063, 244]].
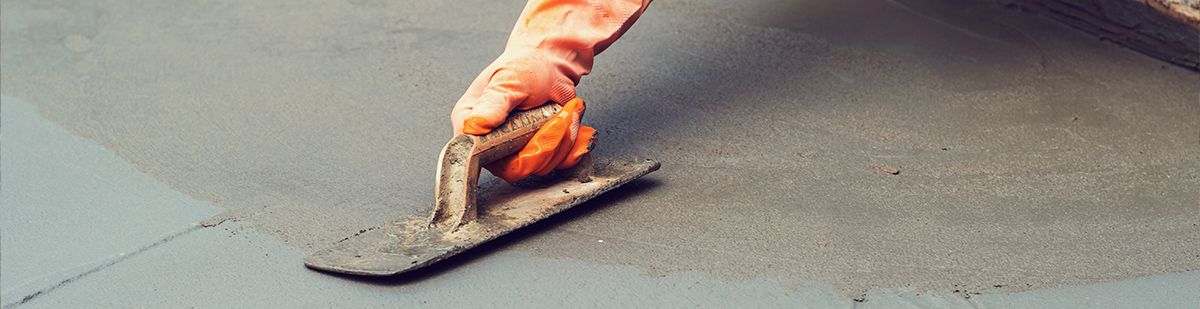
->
[[303, 159, 660, 276]]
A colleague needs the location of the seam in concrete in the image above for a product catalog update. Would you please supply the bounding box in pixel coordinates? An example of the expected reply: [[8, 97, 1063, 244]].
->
[[885, 0, 1009, 44], [2, 224, 206, 309], [966, 296, 984, 309]]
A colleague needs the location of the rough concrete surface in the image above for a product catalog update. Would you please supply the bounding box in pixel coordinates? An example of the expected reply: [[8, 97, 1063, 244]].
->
[[2, 0, 1199, 307]]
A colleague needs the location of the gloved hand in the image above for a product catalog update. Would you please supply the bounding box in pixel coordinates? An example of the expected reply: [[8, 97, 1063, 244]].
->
[[485, 98, 595, 182], [451, 0, 650, 182]]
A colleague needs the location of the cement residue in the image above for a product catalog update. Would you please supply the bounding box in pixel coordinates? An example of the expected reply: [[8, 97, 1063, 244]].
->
[[2, 0, 1197, 298]]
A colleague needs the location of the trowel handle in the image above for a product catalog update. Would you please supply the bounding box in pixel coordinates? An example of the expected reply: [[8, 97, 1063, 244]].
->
[[466, 103, 563, 164], [431, 103, 564, 231]]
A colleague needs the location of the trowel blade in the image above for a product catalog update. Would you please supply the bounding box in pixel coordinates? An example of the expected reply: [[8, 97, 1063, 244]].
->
[[303, 159, 660, 276]]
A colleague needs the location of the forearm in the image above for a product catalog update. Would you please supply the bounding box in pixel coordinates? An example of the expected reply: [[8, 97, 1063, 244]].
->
[[506, 0, 651, 83]]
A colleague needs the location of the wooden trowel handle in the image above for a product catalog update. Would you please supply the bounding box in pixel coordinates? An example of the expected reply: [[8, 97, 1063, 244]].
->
[[430, 103, 563, 231]]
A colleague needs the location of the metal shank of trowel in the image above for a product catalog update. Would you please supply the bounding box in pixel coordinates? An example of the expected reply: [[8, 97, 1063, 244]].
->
[[429, 103, 564, 232]]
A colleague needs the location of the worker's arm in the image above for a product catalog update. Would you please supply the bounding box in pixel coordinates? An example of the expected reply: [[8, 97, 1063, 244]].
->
[[451, 0, 651, 182]]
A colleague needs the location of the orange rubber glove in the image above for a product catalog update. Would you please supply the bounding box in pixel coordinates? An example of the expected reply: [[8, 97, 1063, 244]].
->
[[450, 0, 650, 182], [485, 98, 595, 182]]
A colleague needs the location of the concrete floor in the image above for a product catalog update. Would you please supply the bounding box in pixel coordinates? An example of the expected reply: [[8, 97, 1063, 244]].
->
[[2, 0, 1198, 307]]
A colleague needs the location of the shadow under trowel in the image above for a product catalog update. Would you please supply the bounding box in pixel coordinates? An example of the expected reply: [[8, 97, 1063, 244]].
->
[[310, 178, 663, 286]]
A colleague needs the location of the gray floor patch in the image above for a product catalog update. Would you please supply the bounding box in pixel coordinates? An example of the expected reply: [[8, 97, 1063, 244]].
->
[[0, 96, 222, 306], [5, 94, 1195, 307], [12, 220, 1199, 308]]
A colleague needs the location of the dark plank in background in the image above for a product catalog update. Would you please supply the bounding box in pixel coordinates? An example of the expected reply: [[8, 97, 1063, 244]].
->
[[1002, 0, 1200, 70]]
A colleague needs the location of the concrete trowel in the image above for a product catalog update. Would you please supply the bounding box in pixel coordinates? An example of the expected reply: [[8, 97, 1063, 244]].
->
[[304, 103, 660, 276]]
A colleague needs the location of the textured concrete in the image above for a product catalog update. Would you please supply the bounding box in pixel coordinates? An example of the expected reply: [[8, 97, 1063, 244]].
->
[[2, 0, 1199, 307]]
